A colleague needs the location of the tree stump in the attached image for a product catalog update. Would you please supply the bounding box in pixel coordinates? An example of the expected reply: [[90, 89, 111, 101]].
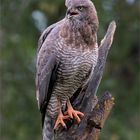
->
[[54, 21, 116, 140]]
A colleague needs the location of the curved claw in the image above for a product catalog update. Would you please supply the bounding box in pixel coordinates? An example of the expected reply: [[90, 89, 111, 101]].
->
[[68, 110, 84, 123], [54, 111, 69, 129], [65, 100, 84, 123]]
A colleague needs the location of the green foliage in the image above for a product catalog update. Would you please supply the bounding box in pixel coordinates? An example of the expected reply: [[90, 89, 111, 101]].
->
[[0, 0, 139, 139]]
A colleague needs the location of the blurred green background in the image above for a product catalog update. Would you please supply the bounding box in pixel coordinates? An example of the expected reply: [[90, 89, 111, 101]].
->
[[0, 0, 139, 140]]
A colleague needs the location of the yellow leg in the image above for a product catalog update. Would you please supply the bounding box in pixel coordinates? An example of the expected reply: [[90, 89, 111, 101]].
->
[[54, 108, 69, 129], [54, 100, 70, 129]]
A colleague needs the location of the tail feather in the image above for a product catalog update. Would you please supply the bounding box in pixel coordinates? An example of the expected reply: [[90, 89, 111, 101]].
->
[[43, 113, 54, 140]]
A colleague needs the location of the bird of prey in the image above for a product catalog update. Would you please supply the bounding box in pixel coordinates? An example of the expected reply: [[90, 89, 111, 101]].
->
[[36, 0, 99, 139]]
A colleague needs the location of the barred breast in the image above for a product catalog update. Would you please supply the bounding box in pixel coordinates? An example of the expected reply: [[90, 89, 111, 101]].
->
[[47, 39, 98, 118]]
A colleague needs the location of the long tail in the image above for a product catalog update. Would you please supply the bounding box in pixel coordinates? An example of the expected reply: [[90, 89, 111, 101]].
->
[[42, 113, 54, 140]]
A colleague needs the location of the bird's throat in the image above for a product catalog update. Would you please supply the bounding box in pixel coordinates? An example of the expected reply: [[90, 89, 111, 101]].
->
[[60, 19, 97, 48], [70, 20, 96, 45]]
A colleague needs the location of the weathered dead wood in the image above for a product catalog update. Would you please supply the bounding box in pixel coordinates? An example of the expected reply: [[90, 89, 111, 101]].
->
[[81, 92, 115, 140], [54, 21, 116, 140]]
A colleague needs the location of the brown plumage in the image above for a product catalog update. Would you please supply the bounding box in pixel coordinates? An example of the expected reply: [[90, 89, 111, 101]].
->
[[36, 0, 99, 139]]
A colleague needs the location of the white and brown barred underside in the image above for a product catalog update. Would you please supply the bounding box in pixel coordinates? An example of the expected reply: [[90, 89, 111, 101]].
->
[[47, 38, 98, 118]]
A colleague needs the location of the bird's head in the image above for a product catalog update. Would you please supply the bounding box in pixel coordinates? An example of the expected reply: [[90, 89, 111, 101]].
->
[[65, 0, 98, 27]]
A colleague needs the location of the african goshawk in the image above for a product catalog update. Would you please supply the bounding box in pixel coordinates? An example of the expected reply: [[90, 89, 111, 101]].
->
[[36, 0, 99, 139]]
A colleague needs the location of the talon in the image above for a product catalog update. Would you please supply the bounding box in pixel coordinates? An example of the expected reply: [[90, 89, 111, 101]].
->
[[54, 109, 69, 129], [65, 100, 84, 123]]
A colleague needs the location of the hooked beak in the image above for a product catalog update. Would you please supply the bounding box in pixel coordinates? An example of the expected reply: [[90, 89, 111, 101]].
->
[[66, 8, 79, 19]]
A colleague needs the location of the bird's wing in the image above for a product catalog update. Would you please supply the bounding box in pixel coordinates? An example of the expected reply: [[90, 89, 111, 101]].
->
[[37, 19, 64, 53], [36, 51, 57, 111], [36, 20, 63, 113], [36, 47, 58, 126]]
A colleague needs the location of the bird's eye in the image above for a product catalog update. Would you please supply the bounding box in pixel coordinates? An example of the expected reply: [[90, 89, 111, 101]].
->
[[77, 6, 84, 11]]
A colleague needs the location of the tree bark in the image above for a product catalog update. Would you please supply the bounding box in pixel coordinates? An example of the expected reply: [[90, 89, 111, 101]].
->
[[54, 21, 116, 140]]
